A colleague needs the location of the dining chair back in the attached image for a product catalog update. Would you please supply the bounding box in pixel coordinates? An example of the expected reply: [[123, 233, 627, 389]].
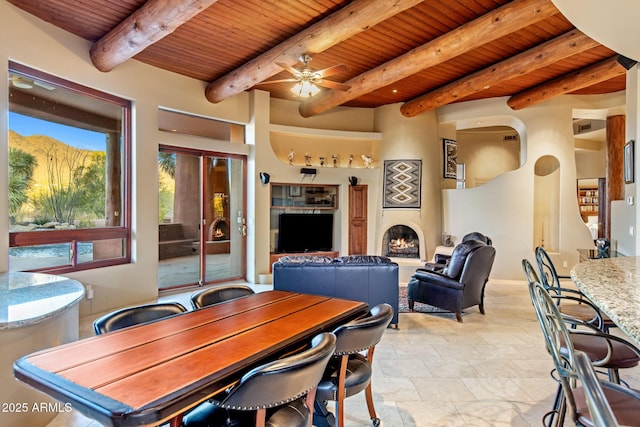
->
[[181, 332, 337, 427], [528, 279, 640, 427], [315, 303, 394, 427], [574, 350, 621, 427], [190, 284, 255, 309], [535, 246, 605, 330], [93, 302, 187, 334], [522, 258, 540, 285]]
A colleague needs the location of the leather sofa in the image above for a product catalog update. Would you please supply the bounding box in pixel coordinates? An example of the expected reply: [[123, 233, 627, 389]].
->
[[272, 255, 399, 327]]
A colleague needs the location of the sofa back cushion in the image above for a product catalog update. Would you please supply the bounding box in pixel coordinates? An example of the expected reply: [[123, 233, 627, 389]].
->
[[335, 255, 391, 265], [276, 255, 334, 265]]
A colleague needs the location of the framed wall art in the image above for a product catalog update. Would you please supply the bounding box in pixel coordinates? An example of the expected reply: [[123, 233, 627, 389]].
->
[[383, 159, 422, 209], [625, 139, 634, 184], [443, 138, 457, 179], [624, 139, 635, 184]]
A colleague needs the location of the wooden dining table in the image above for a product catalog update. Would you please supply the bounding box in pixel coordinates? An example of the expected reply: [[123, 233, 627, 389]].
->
[[571, 256, 640, 347], [13, 290, 368, 427]]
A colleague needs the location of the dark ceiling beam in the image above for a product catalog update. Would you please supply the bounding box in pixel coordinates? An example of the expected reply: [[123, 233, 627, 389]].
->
[[90, 0, 220, 72], [204, 0, 424, 104], [400, 30, 598, 117], [298, 0, 558, 118], [9, 88, 120, 133], [507, 56, 626, 110]]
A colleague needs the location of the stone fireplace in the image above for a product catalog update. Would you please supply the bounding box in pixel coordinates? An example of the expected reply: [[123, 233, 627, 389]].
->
[[382, 225, 420, 258]]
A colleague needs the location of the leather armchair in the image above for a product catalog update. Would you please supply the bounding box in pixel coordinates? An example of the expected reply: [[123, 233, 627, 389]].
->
[[424, 232, 492, 272], [408, 239, 496, 322]]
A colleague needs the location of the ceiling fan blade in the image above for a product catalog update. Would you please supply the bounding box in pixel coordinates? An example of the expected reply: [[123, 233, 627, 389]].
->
[[275, 62, 301, 76], [316, 79, 351, 91], [258, 78, 299, 85], [315, 64, 348, 78]]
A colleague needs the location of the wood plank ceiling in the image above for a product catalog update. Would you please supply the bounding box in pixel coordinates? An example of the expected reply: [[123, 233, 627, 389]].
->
[[7, 0, 628, 117]]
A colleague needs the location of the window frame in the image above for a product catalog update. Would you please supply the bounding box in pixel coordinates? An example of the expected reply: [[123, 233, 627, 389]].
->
[[8, 61, 132, 273]]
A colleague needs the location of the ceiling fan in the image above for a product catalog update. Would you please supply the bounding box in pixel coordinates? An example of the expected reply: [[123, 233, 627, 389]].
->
[[261, 54, 351, 97]]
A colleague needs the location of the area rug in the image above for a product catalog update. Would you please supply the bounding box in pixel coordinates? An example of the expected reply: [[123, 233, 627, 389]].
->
[[398, 286, 450, 314]]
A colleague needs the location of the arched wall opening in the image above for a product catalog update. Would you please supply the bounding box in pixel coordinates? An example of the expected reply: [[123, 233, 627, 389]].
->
[[534, 155, 561, 252]]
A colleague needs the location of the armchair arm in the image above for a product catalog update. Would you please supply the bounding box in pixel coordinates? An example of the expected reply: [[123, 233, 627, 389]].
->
[[413, 269, 463, 291], [434, 253, 451, 264]]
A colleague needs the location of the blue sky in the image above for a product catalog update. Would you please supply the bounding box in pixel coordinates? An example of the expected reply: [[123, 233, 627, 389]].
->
[[9, 112, 106, 151]]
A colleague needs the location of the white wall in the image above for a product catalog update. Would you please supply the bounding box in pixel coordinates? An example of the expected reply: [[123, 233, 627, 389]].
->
[[456, 129, 520, 188], [437, 94, 626, 278], [373, 104, 442, 261]]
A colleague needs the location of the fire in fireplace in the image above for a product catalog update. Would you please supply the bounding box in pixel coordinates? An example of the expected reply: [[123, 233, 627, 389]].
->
[[209, 218, 229, 241], [383, 225, 419, 258]]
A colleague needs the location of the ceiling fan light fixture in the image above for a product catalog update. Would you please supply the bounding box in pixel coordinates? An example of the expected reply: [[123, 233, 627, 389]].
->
[[291, 80, 320, 97]]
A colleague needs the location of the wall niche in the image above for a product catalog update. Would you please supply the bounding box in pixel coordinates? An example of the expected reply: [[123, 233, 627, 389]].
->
[[534, 155, 560, 252]]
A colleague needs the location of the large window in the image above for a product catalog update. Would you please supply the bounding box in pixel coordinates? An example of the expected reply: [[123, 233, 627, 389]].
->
[[8, 62, 131, 273]]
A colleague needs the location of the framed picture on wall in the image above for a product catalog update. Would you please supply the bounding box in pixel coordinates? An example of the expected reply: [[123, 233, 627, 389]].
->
[[625, 140, 634, 184], [443, 138, 457, 179]]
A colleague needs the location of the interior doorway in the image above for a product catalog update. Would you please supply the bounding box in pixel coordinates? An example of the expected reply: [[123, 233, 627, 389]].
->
[[577, 177, 606, 240], [158, 146, 246, 290]]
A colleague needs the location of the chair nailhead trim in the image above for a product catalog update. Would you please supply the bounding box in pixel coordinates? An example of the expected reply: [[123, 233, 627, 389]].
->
[[217, 388, 311, 410]]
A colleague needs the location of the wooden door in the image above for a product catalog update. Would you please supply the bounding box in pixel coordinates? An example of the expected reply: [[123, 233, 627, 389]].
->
[[349, 185, 367, 255]]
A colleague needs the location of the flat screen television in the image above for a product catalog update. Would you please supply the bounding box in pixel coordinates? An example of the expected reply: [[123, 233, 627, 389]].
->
[[277, 213, 333, 253]]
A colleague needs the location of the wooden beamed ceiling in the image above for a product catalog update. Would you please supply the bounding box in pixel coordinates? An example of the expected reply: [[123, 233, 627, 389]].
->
[[8, 0, 630, 117]]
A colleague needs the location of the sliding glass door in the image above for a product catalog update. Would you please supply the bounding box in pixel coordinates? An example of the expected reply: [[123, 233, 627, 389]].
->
[[158, 146, 246, 290]]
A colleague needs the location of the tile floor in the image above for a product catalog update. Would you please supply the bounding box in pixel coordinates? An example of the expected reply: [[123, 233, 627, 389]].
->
[[45, 279, 640, 426]]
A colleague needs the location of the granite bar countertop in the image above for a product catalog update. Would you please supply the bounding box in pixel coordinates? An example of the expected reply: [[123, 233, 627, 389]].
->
[[0, 272, 85, 330], [571, 256, 640, 347]]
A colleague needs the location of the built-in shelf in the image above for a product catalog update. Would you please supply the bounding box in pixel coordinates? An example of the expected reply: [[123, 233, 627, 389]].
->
[[270, 183, 338, 210], [578, 186, 598, 220], [269, 124, 382, 169]]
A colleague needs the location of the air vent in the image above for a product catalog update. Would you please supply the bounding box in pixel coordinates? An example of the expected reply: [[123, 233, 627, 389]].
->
[[503, 134, 518, 142], [578, 123, 592, 132], [573, 119, 606, 136]]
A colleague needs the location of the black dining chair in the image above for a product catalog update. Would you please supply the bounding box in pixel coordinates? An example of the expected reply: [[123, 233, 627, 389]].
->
[[314, 303, 394, 427], [190, 284, 255, 309], [527, 278, 640, 427], [93, 302, 187, 334], [181, 332, 337, 427]]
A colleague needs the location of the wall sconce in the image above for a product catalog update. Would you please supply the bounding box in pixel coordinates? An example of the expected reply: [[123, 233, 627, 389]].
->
[[348, 176, 358, 186], [259, 172, 270, 184]]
